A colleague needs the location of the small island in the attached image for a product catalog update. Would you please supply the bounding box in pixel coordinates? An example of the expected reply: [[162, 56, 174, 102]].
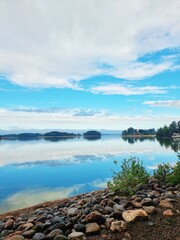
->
[[83, 130, 101, 140]]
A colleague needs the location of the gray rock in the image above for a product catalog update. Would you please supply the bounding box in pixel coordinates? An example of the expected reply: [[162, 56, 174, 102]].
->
[[73, 223, 86, 232], [113, 204, 124, 212], [32, 232, 47, 240], [47, 229, 63, 239], [92, 204, 107, 214], [141, 197, 154, 206], [54, 235, 68, 240], [67, 208, 78, 217], [105, 206, 113, 214], [160, 192, 176, 200], [22, 229, 35, 238], [68, 231, 86, 240]]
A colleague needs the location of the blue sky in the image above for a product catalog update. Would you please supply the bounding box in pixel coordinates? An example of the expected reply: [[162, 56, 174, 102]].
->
[[0, 0, 180, 132]]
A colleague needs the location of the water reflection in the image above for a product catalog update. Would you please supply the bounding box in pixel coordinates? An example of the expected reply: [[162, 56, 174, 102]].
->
[[122, 136, 156, 144], [122, 136, 180, 152], [156, 138, 180, 152], [83, 135, 101, 141], [0, 136, 179, 213]]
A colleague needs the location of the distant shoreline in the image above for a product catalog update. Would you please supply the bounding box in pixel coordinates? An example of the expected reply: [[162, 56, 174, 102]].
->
[[122, 134, 156, 137]]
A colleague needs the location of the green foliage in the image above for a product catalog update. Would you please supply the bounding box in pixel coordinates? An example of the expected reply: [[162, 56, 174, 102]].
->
[[107, 157, 149, 195], [154, 154, 180, 184], [156, 120, 180, 138], [153, 163, 172, 182], [167, 158, 180, 185], [122, 127, 156, 136]]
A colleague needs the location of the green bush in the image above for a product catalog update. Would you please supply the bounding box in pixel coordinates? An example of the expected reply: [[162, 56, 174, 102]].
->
[[153, 153, 180, 184], [167, 160, 180, 184], [107, 157, 149, 195], [153, 163, 172, 182]]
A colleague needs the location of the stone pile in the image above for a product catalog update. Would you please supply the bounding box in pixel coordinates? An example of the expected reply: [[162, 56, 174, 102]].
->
[[0, 180, 179, 240]]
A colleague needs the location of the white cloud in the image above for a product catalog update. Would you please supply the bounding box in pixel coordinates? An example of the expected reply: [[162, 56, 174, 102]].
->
[[91, 84, 167, 95], [143, 100, 180, 108], [0, 0, 180, 87], [0, 107, 180, 131]]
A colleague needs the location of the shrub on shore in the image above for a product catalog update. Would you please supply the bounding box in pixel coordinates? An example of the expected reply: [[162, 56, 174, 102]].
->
[[107, 157, 149, 195], [108, 155, 180, 195]]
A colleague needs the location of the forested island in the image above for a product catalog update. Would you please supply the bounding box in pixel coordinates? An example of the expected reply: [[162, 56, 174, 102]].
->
[[83, 130, 101, 140], [0, 131, 81, 140], [0, 130, 102, 141], [122, 127, 156, 136]]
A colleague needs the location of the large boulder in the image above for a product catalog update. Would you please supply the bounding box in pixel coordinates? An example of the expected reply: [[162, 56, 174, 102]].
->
[[122, 209, 148, 222]]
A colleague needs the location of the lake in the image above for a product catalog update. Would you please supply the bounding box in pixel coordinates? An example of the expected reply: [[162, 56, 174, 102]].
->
[[0, 136, 179, 213]]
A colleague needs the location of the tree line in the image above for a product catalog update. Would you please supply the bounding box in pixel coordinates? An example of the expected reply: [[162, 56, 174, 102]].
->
[[122, 127, 156, 136], [156, 121, 180, 138]]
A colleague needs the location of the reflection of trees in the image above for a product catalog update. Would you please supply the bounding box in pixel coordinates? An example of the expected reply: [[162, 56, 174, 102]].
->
[[84, 135, 101, 141], [122, 137, 156, 144], [156, 138, 180, 152], [44, 137, 78, 142]]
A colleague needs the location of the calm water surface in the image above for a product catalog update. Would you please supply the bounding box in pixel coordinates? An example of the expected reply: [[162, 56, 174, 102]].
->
[[0, 136, 179, 213]]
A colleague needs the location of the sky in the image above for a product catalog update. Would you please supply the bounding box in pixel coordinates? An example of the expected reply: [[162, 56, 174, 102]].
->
[[0, 0, 180, 132]]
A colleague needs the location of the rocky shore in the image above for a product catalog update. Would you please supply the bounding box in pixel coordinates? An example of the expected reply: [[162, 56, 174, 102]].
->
[[0, 179, 179, 240]]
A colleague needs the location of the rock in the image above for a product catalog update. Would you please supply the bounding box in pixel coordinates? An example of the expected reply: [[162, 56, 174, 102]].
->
[[105, 218, 114, 229], [110, 220, 127, 232], [155, 188, 166, 193], [6, 236, 25, 240], [67, 208, 78, 217], [131, 201, 142, 208], [110, 211, 123, 220], [85, 222, 100, 234], [73, 223, 86, 232], [32, 232, 47, 240], [148, 190, 160, 198], [153, 198, 159, 206], [163, 209, 174, 217], [0, 229, 10, 237], [47, 229, 63, 238], [0, 220, 5, 230], [22, 229, 35, 238], [147, 221, 154, 227], [161, 192, 176, 200], [141, 198, 154, 206], [122, 209, 148, 222], [54, 235, 68, 240], [68, 231, 86, 240], [5, 219, 14, 229], [17, 222, 34, 231], [92, 204, 107, 214], [143, 206, 157, 215], [104, 206, 113, 214], [113, 204, 125, 212], [159, 200, 173, 208], [86, 211, 106, 224]]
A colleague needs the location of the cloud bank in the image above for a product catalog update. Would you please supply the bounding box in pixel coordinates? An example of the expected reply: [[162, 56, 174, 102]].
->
[[0, 107, 179, 131], [144, 100, 180, 108], [0, 0, 180, 88]]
